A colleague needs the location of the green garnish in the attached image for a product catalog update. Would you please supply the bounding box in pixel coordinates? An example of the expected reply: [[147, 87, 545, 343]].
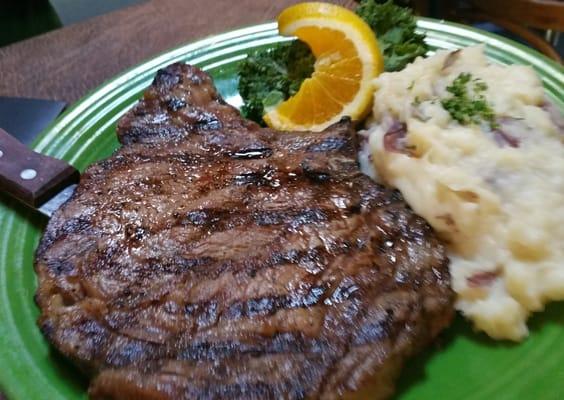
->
[[238, 41, 315, 124], [356, 0, 428, 72], [441, 73, 498, 129], [237, 0, 429, 124]]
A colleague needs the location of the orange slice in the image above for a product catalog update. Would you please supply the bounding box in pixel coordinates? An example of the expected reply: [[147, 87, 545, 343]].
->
[[263, 2, 383, 131]]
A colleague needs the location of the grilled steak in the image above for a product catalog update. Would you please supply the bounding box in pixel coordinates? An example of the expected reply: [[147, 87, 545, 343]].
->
[[34, 63, 453, 400]]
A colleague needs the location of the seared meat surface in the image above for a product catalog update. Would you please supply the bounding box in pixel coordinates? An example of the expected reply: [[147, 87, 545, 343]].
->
[[34, 63, 453, 400]]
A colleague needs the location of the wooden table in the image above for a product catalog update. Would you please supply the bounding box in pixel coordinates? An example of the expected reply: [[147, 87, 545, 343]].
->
[[0, 0, 355, 104]]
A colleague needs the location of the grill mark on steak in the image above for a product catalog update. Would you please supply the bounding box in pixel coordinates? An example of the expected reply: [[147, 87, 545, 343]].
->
[[34, 63, 454, 400], [183, 284, 331, 325], [46, 209, 426, 365], [105, 210, 382, 289], [77, 151, 359, 217], [90, 356, 328, 400], [228, 147, 273, 159], [45, 173, 374, 263], [177, 207, 331, 231], [79, 212, 418, 357], [102, 227, 370, 309], [175, 332, 332, 360]]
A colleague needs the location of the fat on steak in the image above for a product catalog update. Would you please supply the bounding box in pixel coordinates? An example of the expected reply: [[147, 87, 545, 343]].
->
[[34, 63, 454, 400]]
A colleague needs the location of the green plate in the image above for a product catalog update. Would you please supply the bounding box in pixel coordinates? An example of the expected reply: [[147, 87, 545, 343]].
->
[[1, 19, 563, 400]]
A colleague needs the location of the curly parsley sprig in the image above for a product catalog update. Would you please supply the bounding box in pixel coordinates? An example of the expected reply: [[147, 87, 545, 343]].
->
[[441, 73, 498, 129]]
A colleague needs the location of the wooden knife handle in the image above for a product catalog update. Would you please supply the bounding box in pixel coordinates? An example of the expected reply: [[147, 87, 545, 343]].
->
[[0, 128, 79, 208]]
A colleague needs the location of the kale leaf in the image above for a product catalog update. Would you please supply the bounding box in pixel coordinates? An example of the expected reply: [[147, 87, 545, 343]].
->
[[238, 41, 315, 124], [356, 0, 428, 72], [441, 73, 498, 129]]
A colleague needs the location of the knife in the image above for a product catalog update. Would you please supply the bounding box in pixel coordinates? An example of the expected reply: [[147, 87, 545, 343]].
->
[[0, 128, 79, 217]]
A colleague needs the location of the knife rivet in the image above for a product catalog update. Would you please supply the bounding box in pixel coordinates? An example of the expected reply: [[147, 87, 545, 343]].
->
[[20, 169, 37, 180]]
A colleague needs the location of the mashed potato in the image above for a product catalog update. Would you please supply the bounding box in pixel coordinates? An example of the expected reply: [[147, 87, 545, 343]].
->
[[362, 45, 564, 341]]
